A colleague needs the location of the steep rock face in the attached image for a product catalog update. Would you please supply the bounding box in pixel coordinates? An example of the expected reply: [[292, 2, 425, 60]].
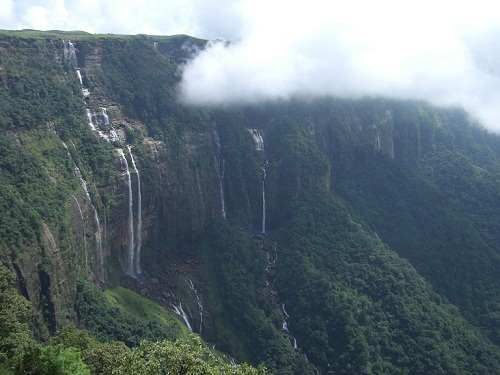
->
[[2, 31, 500, 374], [0, 34, 231, 334]]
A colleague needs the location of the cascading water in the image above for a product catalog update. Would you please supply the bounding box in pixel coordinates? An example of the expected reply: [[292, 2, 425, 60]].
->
[[282, 304, 289, 319], [76, 69, 83, 85], [173, 303, 193, 332], [73, 196, 87, 272], [212, 124, 226, 218], [248, 129, 264, 151], [117, 149, 135, 277], [262, 167, 266, 234], [220, 158, 226, 218], [76, 170, 104, 282], [64, 141, 104, 281], [101, 108, 110, 125], [63, 40, 78, 67], [86, 109, 96, 130], [186, 279, 204, 337], [128, 146, 142, 275]]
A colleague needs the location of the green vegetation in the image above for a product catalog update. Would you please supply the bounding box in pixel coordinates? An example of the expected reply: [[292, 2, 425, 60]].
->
[[0, 30, 499, 374], [76, 279, 185, 346], [104, 286, 191, 338]]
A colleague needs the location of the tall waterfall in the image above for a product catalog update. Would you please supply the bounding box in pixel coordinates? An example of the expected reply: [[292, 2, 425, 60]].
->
[[118, 149, 135, 277], [220, 158, 226, 218], [212, 125, 226, 218], [75, 170, 104, 282], [186, 279, 204, 337], [262, 167, 266, 234], [128, 146, 142, 275], [73, 196, 87, 272], [64, 141, 104, 281]]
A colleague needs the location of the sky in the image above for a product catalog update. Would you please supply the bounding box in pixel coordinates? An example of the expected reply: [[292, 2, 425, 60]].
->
[[2, 0, 500, 132]]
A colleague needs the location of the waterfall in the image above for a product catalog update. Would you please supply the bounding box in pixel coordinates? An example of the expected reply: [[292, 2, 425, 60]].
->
[[68, 41, 77, 67], [173, 303, 193, 332], [294, 338, 298, 350], [63, 40, 69, 60], [283, 321, 289, 332], [248, 129, 264, 151], [73, 196, 87, 272], [93, 209, 104, 281], [63, 40, 77, 67], [76, 69, 83, 85], [117, 149, 135, 277], [128, 146, 142, 275], [86, 109, 96, 130], [110, 129, 120, 143], [75, 171, 104, 282], [186, 279, 204, 337], [212, 125, 226, 218], [282, 304, 289, 319], [220, 158, 226, 218], [262, 167, 266, 234], [101, 108, 109, 125], [64, 141, 104, 282]]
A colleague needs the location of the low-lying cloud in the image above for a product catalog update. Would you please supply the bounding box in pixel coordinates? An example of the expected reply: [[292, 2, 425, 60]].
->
[[179, 0, 500, 132], [4, 0, 500, 131]]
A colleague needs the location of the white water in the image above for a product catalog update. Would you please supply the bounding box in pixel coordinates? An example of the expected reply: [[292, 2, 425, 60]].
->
[[65, 141, 105, 282], [186, 279, 204, 337], [101, 108, 110, 125], [86, 109, 96, 130], [68, 41, 77, 66], [110, 130, 120, 143], [76, 69, 83, 85], [294, 338, 298, 350], [173, 303, 193, 332], [93, 209, 104, 281], [76, 172, 104, 282], [63, 40, 77, 67], [283, 321, 289, 332], [213, 126, 226, 218], [248, 129, 264, 151], [128, 146, 142, 275], [118, 149, 135, 277], [63, 40, 69, 60], [282, 304, 290, 319], [262, 167, 266, 234], [73, 196, 87, 272], [220, 158, 226, 218]]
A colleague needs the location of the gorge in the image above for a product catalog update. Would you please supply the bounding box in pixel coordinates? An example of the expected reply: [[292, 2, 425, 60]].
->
[[0, 30, 499, 374]]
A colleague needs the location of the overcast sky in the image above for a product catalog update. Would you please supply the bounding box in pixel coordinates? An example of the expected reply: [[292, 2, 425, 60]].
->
[[2, 0, 500, 132]]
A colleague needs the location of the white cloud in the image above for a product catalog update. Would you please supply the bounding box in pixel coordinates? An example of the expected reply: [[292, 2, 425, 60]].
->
[[179, 0, 500, 132], [0, 0, 15, 25], [3, 0, 500, 131]]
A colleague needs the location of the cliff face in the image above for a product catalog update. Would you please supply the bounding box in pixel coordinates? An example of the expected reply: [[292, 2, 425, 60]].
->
[[1, 30, 500, 373]]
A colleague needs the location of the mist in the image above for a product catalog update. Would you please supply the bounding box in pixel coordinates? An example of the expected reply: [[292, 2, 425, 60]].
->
[[4, 0, 500, 131], [179, 1, 500, 132]]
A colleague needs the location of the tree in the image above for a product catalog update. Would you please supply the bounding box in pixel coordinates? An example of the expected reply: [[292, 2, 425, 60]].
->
[[114, 335, 266, 375], [0, 265, 34, 361]]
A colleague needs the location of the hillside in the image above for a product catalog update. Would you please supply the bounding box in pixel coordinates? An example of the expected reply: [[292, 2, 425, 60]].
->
[[0, 30, 499, 374]]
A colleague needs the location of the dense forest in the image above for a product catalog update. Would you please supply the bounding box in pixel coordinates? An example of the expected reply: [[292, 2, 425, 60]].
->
[[0, 29, 499, 374]]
